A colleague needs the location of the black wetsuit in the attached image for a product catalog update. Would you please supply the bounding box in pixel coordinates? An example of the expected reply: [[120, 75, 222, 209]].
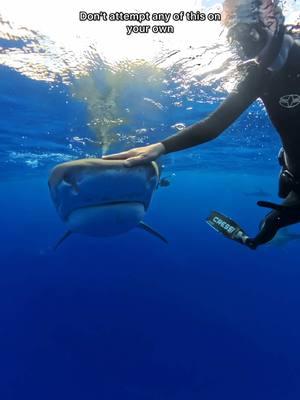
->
[[161, 37, 300, 248]]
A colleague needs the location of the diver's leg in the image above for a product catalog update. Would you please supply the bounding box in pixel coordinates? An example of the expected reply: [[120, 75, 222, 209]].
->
[[245, 210, 283, 249], [246, 191, 300, 249]]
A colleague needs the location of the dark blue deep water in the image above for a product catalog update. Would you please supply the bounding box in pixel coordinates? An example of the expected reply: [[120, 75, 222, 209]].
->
[[1, 57, 300, 400]]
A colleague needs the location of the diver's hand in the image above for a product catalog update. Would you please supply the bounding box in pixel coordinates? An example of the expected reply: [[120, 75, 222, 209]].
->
[[102, 143, 166, 167]]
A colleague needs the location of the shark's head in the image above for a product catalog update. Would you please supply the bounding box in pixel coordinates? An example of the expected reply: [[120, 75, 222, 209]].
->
[[48, 159, 160, 237]]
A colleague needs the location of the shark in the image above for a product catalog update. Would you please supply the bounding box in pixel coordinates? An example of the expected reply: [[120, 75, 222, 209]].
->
[[243, 188, 271, 198], [269, 228, 300, 247], [48, 158, 167, 249]]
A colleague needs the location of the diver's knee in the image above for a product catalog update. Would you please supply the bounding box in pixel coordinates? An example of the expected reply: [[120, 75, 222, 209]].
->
[[260, 212, 282, 231]]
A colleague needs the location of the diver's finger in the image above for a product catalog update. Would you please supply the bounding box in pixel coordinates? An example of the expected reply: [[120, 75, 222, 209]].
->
[[124, 155, 147, 167], [102, 151, 134, 160]]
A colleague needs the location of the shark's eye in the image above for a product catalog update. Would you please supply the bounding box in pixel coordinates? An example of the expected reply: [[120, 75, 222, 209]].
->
[[62, 173, 80, 194], [63, 173, 74, 184]]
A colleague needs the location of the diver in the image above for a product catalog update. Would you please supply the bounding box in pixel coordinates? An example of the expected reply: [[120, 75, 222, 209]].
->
[[103, 0, 300, 250]]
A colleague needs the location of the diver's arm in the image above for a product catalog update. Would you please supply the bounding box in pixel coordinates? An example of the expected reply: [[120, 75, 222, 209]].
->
[[161, 67, 262, 153], [102, 76, 258, 165], [103, 66, 263, 166], [103, 143, 166, 166]]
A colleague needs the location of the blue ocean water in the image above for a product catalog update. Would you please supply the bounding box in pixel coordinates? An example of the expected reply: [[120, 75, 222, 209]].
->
[[1, 30, 300, 400]]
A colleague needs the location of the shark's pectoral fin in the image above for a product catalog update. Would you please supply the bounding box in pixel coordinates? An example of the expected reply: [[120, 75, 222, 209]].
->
[[138, 222, 168, 244], [53, 230, 72, 250]]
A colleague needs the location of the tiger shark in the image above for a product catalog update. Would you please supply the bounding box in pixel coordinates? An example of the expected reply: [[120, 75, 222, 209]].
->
[[48, 158, 167, 249], [269, 228, 300, 248]]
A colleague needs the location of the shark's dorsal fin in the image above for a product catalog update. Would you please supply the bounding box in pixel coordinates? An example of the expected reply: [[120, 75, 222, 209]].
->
[[138, 222, 168, 244], [53, 230, 72, 250]]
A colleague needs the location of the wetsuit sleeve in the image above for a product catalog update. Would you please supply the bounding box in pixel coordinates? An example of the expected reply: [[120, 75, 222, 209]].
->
[[161, 66, 262, 154]]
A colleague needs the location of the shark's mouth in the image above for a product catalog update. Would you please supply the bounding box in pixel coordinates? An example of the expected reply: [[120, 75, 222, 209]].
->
[[65, 200, 146, 221], [64, 201, 147, 236]]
